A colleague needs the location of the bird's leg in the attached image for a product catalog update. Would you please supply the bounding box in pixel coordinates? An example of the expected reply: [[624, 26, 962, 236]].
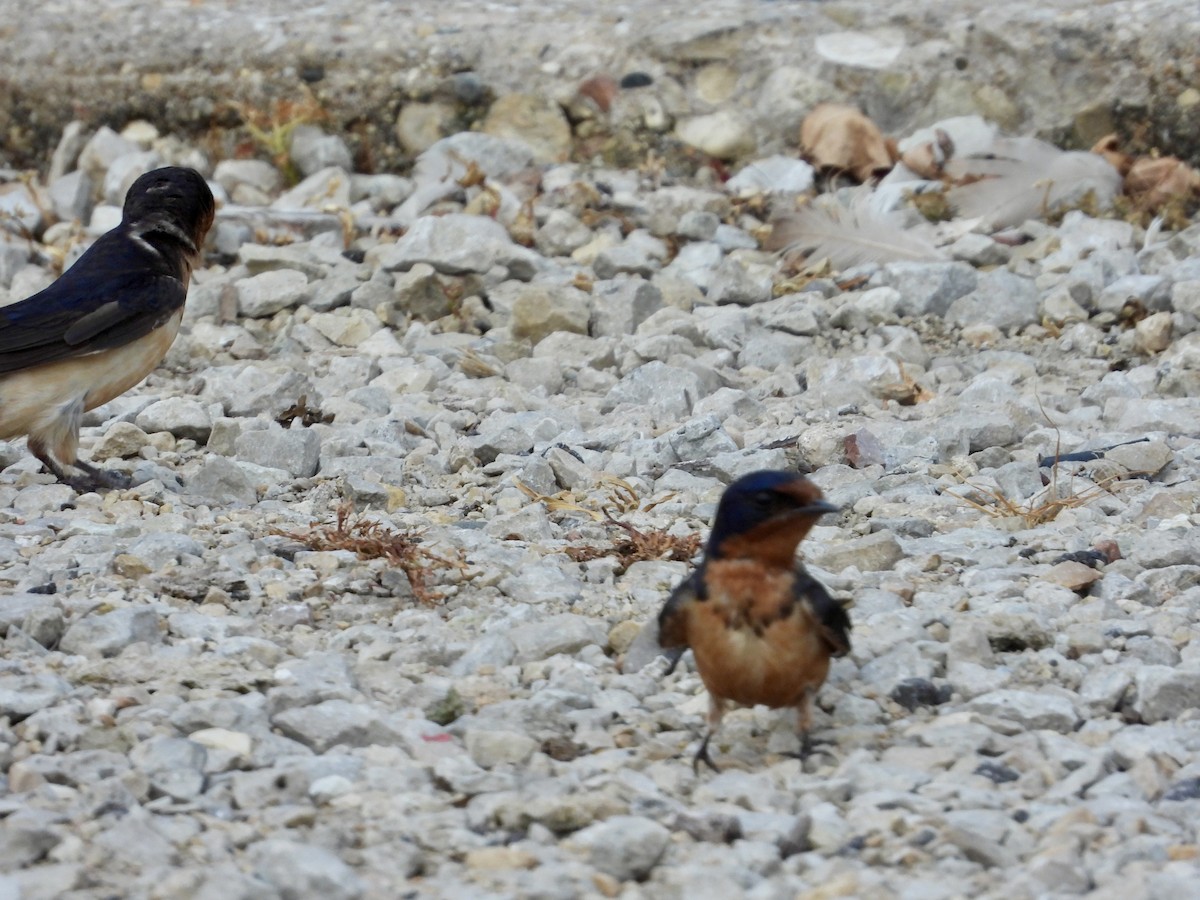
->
[[662, 647, 686, 676], [797, 687, 814, 759], [784, 688, 835, 763], [27, 439, 76, 485], [694, 732, 718, 774], [693, 695, 725, 774]]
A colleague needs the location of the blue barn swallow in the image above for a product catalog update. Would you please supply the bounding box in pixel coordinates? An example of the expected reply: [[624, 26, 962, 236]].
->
[[658, 470, 851, 772], [0, 167, 214, 491]]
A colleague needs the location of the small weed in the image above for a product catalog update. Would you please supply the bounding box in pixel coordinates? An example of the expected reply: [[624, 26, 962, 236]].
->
[[231, 88, 327, 185], [425, 688, 465, 725], [514, 474, 647, 522], [906, 188, 953, 223], [773, 257, 834, 296], [945, 476, 1117, 528], [565, 516, 702, 572], [515, 476, 701, 571], [945, 393, 1144, 526], [274, 504, 463, 604], [879, 363, 935, 406]]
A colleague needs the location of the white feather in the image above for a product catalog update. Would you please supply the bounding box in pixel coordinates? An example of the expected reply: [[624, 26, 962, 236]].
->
[[946, 137, 1121, 230], [1143, 216, 1164, 251], [769, 191, 947, 269]]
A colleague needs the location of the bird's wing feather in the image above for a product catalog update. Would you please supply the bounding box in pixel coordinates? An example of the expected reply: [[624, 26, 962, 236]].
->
[[0, 234, 184, 374], [793, 568, 851, 656], [657, 566, 706, 651], [61, 300, 135, 345]]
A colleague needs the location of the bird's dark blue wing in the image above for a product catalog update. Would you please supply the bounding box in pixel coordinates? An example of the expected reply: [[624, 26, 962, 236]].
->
[[0, 229, 184, 374], [658, 564, 707, 652], [793, 567, 851, 656]]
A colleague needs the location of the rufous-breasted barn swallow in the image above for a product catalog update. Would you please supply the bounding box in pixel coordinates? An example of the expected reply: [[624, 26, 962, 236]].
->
[[658, 470, 851, 772], [0, 166, 214, 491]]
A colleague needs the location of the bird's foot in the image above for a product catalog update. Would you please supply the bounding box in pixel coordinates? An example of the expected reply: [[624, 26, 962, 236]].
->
[[692, 733, 721, 775], [62, 461, 132, 492], [782, 732, 837, 766]]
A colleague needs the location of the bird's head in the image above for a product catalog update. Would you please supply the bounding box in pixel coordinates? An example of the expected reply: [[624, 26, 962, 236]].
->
[[706, 470, 838, 565], [122, 167, 216, 265]]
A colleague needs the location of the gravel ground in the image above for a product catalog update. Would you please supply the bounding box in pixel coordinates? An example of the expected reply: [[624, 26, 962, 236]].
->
[[2, 0, 1199, 169], [2, 107, 1200, 899]]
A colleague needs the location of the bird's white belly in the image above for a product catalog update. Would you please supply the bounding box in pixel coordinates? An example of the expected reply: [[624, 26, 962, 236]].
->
[[0, 311, 182, 441]]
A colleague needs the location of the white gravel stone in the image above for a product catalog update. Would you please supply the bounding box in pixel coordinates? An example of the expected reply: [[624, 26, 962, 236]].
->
[[59, 608, 162, 657], [1129, 667, 1200, 724], [726, 155, 815, 195], [234, 425, 320, 478], [236, 268, 310, 317], [565, 815, 670, 881], [966, 689, 1080, 732], [603, 360, 707, 425], [134, 397, 213, 443], [506, 614, 607, 662], [251, 840, 365, 900], [288, 125, 354, 177], [465, 729, 539, 768], [511, 284, 590, 342], [675, 110, 755, 159], [374, 213, 540, 279]]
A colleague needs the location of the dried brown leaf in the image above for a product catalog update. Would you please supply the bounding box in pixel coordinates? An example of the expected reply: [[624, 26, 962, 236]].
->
[[456, 160, 487, 189], [276, 395, 332, 428], [1124, 155, 1200, 213], [578, 75, 619, 114], [1091, 133, 1133, 177], [879, 364, 935, 405], [799, 104, 895, 183], [900, 128, 955, 180], [457, 348, 504, 378]]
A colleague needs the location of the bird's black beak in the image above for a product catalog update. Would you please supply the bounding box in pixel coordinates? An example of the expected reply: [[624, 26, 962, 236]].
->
[[799, 500, 840, 516]]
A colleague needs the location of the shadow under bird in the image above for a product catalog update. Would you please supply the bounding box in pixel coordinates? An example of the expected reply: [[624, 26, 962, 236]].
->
[[658, 469, 852, 772], [0, 166, 214, 491]]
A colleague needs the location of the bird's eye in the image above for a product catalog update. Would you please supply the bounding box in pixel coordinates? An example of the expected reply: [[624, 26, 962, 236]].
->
[[751, 490, 776, 509]]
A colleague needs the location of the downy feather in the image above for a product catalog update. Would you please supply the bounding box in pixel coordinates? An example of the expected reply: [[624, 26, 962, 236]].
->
[[768, 191, 946, 269], [946, 137, 1121, 230]]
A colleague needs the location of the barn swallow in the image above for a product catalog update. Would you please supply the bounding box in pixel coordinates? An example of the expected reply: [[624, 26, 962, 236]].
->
[[658, 470, 851, 772], [0, 167, 214, 491]]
